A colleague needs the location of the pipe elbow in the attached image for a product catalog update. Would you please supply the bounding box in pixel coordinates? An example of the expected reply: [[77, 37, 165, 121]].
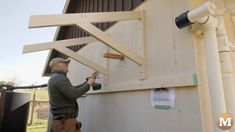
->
[[175, 2, 216, 29]]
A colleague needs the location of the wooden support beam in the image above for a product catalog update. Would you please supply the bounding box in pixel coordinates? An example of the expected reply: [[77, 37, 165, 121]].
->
[[87, 73, 197, 94], [54, 47, 106, 75], [25, 11, 147, 79], [104, 47, 110, 85], [139, 10, 147, 80], [29, 11, 141, 28], [76, 22, 144, 66], [23, 37, 97, 54], [103, 52, 124, 60]]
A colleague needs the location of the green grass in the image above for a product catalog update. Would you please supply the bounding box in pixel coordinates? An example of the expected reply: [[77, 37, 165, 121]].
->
[[27, 127, 47, 132], [27, 120, 48, 132], [27, 88, 48, 100], [26, 116, 48, 132], [27, 122, 47, 132]]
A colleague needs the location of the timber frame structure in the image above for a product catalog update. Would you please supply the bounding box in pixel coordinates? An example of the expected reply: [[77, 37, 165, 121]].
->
[[23, 11, 147, 80]]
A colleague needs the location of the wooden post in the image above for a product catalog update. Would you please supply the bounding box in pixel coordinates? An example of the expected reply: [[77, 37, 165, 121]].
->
[[29, 88, 37, 125]]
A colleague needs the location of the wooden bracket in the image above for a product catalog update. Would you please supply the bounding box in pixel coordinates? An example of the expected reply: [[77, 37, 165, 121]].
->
[[23, 37, 106, 75], [23, 11, 147, 79], [55, 47, 106, 75]]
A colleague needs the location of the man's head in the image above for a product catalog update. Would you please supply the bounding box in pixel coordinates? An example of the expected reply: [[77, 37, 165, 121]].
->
[[49, 58, 70, 73]]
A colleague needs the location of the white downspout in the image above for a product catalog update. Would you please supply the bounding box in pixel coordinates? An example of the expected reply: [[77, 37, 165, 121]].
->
[[217, 15, 235, 132], [199, 16, 227, 132], [175, 2, 228, 131]]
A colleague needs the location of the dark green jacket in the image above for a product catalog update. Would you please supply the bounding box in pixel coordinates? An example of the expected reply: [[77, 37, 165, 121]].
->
[[48, 70, 90, 119]]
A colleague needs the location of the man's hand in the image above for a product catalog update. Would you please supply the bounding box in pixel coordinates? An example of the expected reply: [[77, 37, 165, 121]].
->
[[91, 71, 99, 79], [86, 71, 99, 85], [87, 77, 96, 85]]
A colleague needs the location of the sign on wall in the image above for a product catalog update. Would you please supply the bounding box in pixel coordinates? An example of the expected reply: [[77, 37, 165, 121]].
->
[[151, 88, 176, 110]]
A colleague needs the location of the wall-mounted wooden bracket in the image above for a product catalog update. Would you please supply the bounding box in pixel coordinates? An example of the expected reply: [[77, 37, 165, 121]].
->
[[23, 11, 147, 80], [23, 37, 106, 75]]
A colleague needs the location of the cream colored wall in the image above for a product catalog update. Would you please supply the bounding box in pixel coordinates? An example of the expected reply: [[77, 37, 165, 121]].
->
[[68, 0, 197, 93], [77, 88, 201, 132], [66, 0, 203, 131]]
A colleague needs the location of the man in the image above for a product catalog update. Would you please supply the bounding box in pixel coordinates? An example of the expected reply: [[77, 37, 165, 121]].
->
[[48, 58, 97, 132]]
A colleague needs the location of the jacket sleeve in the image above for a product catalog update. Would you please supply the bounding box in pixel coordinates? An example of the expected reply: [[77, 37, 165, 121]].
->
[[75, 81, 88, 88], [55, 74, 91, 100]]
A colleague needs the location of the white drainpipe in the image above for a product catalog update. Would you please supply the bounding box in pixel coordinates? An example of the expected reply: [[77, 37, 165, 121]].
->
[[199, 16, 227, 132], [217, 15, 235, 132], [175, 2, 227, 132]]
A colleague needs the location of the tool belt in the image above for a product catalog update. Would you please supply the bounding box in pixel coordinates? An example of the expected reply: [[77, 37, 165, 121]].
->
[[53, 115, 82, 129], [54, 115, 76, 120]]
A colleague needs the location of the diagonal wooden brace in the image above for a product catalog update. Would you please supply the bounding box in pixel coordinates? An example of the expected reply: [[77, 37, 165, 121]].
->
[[54, 47, 106, 75], [76, 22, 144, 66]]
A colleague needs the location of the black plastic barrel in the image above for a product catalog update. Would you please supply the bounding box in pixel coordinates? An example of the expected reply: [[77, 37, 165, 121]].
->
[[0, 90, 31, 132]]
